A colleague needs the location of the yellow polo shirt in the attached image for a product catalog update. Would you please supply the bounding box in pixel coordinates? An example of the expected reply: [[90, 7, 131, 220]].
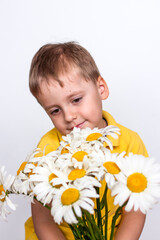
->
[[25, 111, 148, 240]]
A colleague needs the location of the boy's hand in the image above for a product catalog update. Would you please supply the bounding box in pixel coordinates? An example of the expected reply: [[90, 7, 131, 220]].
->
[[32, 200, 66, 240], [115, 208, 146, 240]]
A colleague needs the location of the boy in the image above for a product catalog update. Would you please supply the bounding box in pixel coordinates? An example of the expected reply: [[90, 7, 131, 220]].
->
[[25, 42, 148, 240]]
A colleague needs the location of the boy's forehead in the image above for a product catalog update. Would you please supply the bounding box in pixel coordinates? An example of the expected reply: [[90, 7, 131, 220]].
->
[[41, 70, 88, 90]]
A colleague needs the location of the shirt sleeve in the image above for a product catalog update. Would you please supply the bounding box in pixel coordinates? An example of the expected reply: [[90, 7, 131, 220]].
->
[[130, 133, 148, 157], [36, 130, 61, 156]]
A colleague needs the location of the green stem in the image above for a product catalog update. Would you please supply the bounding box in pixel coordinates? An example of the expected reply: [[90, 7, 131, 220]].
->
[[84, 210, 104, 240], [103, 184, 108, 240], [90, 214, 104, 240], [82, 214, 91, 235], [85, 211, 97, 240], [69, 224, 83, 240], [110, 201, 127, 240], [96, 187, 103, 235], [6, 190, 12, 195]]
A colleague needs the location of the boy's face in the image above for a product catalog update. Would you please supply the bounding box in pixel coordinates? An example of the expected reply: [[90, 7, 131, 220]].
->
[[37, 69, 109, 136]]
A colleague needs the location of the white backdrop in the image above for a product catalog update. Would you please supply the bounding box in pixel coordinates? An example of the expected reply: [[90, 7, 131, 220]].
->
[[0, 0, 160, 239]]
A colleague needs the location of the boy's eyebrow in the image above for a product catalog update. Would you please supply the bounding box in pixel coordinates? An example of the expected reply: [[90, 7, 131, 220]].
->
[[66, 90, 83, 98], [44, 105, 57, 110]]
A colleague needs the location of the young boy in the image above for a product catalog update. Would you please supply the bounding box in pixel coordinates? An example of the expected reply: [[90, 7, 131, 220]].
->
[[25, 42, 148, 240]]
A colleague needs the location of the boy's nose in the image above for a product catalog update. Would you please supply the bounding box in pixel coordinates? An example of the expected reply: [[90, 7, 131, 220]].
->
[[64, 108, 77, 122]]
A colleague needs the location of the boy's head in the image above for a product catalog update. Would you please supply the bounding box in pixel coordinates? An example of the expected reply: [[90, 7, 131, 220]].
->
[[29, 42, 109, 136], [29, 42, 100, 97]]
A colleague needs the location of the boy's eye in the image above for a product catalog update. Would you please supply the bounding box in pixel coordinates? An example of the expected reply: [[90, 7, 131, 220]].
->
[[50, 109, 60, 115], [73, 97, 82, 103]]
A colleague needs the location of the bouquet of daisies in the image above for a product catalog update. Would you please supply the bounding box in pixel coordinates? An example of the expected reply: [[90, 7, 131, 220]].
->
[[1, 126, 160, 240]]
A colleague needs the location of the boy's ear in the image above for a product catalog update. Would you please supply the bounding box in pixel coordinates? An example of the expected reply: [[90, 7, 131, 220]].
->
[[96, 76, 109, 100]]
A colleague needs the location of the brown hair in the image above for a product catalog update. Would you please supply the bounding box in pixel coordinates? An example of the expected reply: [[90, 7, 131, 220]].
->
[[29, 41, 100, 97]]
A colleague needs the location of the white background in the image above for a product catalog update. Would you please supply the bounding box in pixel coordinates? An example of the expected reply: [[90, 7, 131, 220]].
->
[[0, 0, 160, 239]]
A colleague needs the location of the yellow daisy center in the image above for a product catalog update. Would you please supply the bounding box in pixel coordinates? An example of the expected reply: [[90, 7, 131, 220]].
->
[[127, 173, 147, 193], [0, 185, 5, 202], [103, 161, 120, 174], [68, 169, 86, 180], [28, 163, 38, 177], [17, 161, 27, 175], [0, 184, 5, 195], [61, 188, 80, 205], [61, 144, 70, 154], [86, 133, 102, 141], [49, 173, 57, 182], [49, 173, 62, 188], [72, 151, 88, 162]]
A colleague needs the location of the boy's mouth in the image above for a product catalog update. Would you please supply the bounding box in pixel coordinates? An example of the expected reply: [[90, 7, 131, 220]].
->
[[71, 121, 86, 130]]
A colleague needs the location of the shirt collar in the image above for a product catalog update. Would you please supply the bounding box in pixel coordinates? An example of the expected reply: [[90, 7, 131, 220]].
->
[[102, 110, 120, 147]]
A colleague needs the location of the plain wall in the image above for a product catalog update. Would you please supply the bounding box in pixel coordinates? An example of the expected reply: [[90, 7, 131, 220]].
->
[[0, 0, 160, 239]]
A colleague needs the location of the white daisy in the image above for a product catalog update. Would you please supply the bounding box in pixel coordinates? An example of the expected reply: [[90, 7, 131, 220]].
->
[[67, 164, 101, 188], [51, 181, 99, 224], [111, 153, 160, 213], [59, 137, 112, 171], [71, 150, 90, 169], [97, 151, 125, 188], [55, 146, 91, 170], [12, 148, 42, 195], [61, 127, 83, 148], [46, 147, 101, 188], [44, 148, 61, 164], [30, 158, 69, 205], [0, 166, 16, 220], [52, 151, 73, 171], [62, 125, 120, 150]]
